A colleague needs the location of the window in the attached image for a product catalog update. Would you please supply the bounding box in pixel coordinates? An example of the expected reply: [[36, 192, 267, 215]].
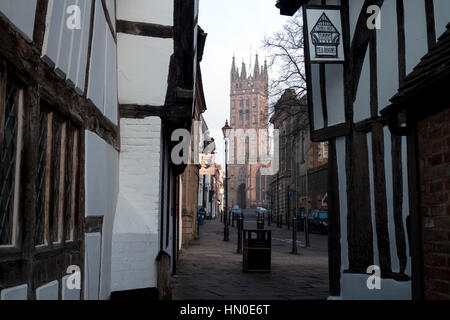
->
[[239, 110, 243, 121], [240, 99, 243, 107], [0, 77, 23, 247], [246, 99, 250, 107], [245, 110, 250, 121], [34, 109, 81, 246]]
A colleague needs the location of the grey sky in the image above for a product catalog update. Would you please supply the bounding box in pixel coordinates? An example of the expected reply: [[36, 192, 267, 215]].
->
[[198, 0, 290, 167]]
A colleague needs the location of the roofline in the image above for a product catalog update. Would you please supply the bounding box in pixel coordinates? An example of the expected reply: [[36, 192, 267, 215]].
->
[[275, 0, 309, 16]]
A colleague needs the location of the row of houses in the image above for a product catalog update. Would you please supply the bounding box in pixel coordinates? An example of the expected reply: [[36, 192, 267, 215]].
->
[[276, 0, 450, 300], [269, 89, 329, 226], [0, 0, 218, 300]]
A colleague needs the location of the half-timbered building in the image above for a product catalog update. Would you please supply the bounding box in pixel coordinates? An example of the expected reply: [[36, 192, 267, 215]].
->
[[276, 0, 450, 299], [0, 0, 204, 300]]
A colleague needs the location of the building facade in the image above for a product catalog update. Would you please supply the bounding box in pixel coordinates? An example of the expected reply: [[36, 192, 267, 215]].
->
[[276, 0, 450, 300], [0, 0, 204, 300], [228, 55, 270, 209], [270, 89, 328, 226]]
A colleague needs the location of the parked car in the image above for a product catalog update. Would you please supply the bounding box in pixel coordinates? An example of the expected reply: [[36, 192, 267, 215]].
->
[[255, 207, 270, 219], [307, 210, 328, 234], [231, 205, 243, 220]]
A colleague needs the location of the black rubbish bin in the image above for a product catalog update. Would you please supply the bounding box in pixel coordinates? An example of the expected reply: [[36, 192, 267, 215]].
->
[[243, 230, 271, 273]]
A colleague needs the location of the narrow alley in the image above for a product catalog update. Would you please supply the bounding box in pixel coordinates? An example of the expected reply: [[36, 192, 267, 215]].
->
[[173, 213, 329, 300]]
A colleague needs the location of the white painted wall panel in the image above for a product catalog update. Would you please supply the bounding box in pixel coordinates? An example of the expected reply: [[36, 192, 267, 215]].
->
[[116, 0, 173, 26], [36, 281, 58, 300], [341, 274, 411, 300], [42, 0, 92, 93], [85, 232, 101, 300], [42, 0, 66, 67], [310, 64, 324, 131], [383, 127, 399, 273], [111, 117, 162, 292], [87, 0, 107, 111], [56, 0, 77, 78], [0, 0, 37, 42], [117, 33, 173, 106], [61, 275, 81, 300], [434, 0, 450, 39], [376, 0, 399, 112], [366, 133, 380, 267], [105, 30, 118, 124], [0, 284, 27, 300], [84, 131, 119, 300], [404, 0, 428, 75], [349, 0, 365, 39], [336, 137, 349, 272], [75, 0, 92, 94], [325, 64, 346, 126], [105, 0, 116, 31], [401, 136, 411, 277], [354, 51, 371, 123]]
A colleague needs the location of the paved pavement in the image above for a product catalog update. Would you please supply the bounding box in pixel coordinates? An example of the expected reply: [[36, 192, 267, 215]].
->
[[172, 211, 329, 300]]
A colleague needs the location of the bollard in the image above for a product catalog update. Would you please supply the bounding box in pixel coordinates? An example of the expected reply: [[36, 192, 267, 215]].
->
[[237, 215, 243, 253], [257, 218, 264, 230], [292, 217, 297, 254]]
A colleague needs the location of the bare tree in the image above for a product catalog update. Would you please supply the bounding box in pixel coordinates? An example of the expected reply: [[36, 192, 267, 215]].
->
[[263, 11, 306, 114]]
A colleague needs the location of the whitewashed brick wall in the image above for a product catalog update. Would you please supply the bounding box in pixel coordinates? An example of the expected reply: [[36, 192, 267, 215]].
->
[[111, 116, 162, 292]]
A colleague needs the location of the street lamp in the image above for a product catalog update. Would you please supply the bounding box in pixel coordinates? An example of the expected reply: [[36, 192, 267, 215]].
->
[[222, 120, 232, 241]]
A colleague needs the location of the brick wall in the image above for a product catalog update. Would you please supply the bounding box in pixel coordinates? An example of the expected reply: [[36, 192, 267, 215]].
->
[[418, 107, 450, 300], [111, 117, 162, 292]]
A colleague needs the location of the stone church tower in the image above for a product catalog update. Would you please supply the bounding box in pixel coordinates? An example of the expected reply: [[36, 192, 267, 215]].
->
[[228, 55, 270, 209]]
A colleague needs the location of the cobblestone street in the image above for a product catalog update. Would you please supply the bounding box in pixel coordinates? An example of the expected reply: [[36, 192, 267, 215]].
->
[[173, 215, 329, 300]]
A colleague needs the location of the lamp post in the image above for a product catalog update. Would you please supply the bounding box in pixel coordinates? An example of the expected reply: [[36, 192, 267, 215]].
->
[[222, 120, 232, 242]]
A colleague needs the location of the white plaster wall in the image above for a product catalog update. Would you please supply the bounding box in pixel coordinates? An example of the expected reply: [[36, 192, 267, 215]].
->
[[336, 137, 349, 272], [341, 274, 411, 300], [116, 0, 173, 26], [42, 0, 92, 93], [87, 0, 118, 125], [354, 51, 371, 123], [401, 136, 411, 277], [111, 117, 162, 292], [310, 64, 324, 131], [404, 0, 428, 75], [0, 0, 37, 41], [434, 0, 450, 39], [325, 64, 346, 126], [376, 0, 399, 112], [0, 284, 27, 300], [85, 131, 119, 300], [117, 33, 173, 106], [36, 281, 59, 300], [367, 132, 380, 267]]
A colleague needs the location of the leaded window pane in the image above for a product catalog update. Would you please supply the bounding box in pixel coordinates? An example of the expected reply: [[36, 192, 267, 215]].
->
[[0, 84, 18, 245], [35, 111, 48, 245]]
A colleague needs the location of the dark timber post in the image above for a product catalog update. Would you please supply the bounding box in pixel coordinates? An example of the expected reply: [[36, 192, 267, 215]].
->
[[237, 214, 243, 253], [224, 138, 229, 242], [292, 215, 298, 254]]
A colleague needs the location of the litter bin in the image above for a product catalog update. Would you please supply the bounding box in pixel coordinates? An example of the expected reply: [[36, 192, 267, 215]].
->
[[197, 208, 205, 226], [243, 230, 271, 273]]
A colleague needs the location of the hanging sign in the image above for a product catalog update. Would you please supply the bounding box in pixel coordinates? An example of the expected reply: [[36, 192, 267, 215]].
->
[[305, 7, 344, 63], [199, 154, 216, 175]]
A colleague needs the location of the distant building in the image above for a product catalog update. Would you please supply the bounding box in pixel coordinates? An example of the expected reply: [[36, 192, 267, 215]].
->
[[228, 55, 271, 209], [269, 89, 328, 226]]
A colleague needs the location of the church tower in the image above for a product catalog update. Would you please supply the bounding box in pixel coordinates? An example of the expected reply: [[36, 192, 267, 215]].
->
[[228, 55, 270, 209]]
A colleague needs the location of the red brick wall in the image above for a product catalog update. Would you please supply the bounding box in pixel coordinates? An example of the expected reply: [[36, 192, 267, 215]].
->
[[418, 107, 450, 300]]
